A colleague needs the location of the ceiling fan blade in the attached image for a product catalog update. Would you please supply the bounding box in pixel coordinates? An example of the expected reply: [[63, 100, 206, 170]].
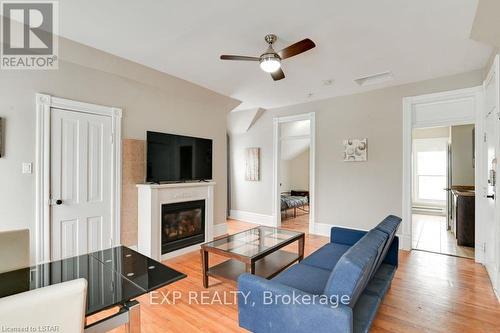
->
[[220, 55, 260, 61], [271, 68, 285, 81], [277, 38, 316, 60]]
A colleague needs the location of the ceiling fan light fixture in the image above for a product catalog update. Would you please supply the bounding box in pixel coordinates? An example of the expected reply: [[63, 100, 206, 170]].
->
[[260, 55, 281, 73], [220, 35, 316, 81]]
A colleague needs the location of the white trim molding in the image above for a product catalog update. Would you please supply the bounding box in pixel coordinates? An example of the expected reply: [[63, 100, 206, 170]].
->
[[229, 210, 274, 226], [137, 182, 216, 261], [482, 54, 500, 297], [402, 86, 483, 253], [314, 222, 406, 249], [272, 112, 316, 234], [313, 223, 333, 237], [35, 93, 122, 263]]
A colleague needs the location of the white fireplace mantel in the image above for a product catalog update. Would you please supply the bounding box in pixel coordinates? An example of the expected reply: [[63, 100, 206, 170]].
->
[[137, 181, 216, 261]]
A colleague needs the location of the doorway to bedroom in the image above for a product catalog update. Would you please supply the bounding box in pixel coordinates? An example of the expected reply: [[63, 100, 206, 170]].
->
[[280, 120, 310, 232], [273, 113, 315, 234]]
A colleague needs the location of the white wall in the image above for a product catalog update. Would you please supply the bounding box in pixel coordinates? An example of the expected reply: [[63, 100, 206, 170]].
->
[[280, 148, 310, 192], [228, 70, 484, 230], [280, 160, 292, 192], [0, 38, 239, 261], [451, 124, 475, 186], [289, 149, 310, 191]]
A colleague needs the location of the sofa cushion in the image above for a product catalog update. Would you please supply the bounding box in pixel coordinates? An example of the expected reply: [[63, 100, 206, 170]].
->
[[323, 230, 387, 307], [375, 215, 401, 238], [364, 230, 389, 280], [331, 227, 367, 246], [272, 263, 331, 295], [374, 215, 402, 272], [301, 243, 351, 271]]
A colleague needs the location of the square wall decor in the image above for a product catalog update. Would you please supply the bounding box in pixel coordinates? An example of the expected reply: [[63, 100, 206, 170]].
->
[[343, 138, 367, 162], [245, 147, 260, 181]]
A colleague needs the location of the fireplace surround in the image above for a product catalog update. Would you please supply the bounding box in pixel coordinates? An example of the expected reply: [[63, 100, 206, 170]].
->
[[137, 182, 216, 260]]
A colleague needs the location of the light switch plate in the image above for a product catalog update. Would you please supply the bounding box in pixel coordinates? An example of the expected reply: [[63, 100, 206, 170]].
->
[[22, 162, 32, 174]]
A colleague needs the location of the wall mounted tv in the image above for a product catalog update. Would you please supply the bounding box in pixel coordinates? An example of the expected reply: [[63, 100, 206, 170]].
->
[[146, 131, 213, 183]]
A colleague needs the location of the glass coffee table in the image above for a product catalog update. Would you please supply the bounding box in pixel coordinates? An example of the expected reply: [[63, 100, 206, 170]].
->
[[200, 226, 305, 288]]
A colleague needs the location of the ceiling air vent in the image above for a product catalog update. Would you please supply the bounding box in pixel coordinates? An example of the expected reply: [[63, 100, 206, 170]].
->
[[355, 71, 393, 86]]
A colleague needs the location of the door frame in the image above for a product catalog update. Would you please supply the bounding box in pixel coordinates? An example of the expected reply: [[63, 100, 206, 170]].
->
[[272, 112, 316, 234], [35, 93, 122, 263], [483, 54, 500, 297], [402, 86, 483, 259]]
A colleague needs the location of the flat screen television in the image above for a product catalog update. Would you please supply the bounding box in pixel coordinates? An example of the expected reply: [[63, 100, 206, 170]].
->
[[147, 131, 213, 183]]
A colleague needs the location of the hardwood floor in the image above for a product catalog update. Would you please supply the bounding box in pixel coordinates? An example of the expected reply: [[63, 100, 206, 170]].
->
[[94, 219, 500, 332], [280, 208, 309, 233]]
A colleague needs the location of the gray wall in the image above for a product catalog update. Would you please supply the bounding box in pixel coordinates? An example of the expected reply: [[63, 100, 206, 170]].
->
[[228, 70, 484, 230], [0, 38, 239, 260]]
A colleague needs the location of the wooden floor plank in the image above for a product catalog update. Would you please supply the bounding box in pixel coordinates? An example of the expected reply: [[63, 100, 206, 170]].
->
[[89, 217, 500, 332]]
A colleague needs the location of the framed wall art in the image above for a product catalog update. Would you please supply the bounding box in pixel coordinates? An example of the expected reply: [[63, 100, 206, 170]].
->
[[343, 138, 367, 162], [245, 147, 260, 181]]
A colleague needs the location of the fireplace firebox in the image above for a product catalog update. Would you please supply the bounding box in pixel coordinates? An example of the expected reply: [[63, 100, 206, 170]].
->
[[161, 200, 205, 254]]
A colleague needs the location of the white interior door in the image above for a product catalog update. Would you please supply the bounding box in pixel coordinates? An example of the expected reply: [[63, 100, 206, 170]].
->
[[50, 108, 113, 260], [483, 55, 500, 294]]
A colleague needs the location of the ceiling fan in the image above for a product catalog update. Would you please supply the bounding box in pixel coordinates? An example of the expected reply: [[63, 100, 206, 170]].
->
[[220, 34, 316, 81]]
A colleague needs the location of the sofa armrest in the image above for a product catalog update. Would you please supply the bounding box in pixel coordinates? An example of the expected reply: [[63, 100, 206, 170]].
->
[[383, 236, 399, 266], [238, 273, 353, 333], [330, 227, 367, 246]]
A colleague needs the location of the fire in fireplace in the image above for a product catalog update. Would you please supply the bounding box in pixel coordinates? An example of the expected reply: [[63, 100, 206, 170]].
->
[[161, 200, 205, 254]]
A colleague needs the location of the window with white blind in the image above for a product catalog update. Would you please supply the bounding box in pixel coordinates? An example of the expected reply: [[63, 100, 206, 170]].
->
[[413, 138, 448, 205]]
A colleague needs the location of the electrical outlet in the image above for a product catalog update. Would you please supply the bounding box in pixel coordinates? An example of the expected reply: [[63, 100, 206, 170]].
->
[[22, 162, 32, 174]]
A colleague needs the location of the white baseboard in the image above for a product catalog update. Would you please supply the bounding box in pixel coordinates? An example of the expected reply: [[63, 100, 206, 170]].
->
[[315, 222, 406, 250], [229, 210, 274, 226], [312, 223, 332, 237], [314, 222, 369, 238], [495, 273, 500, 302], [474, 243, 485, 264], [162, 243, 202, 260], [214, 222, 228, 237], [401, 233, 412, 251]]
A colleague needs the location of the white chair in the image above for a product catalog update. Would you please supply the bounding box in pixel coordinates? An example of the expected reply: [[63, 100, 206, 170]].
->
[[0, 278, 87, 332], [0, 229, 29, 273]]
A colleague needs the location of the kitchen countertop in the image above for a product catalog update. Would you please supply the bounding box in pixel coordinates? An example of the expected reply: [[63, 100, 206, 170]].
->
[[451, 185, 475, 197]]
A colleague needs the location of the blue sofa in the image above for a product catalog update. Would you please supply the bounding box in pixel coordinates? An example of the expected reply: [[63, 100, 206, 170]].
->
[[238, 215, 402, 333]]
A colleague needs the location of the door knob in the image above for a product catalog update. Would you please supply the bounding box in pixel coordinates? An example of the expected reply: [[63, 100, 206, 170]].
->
[[55, 199, 63, 205], [487, 194, 495, 200]]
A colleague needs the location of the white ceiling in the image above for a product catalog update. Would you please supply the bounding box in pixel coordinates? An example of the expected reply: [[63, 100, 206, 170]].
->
[[58, 0, 492, 111]]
